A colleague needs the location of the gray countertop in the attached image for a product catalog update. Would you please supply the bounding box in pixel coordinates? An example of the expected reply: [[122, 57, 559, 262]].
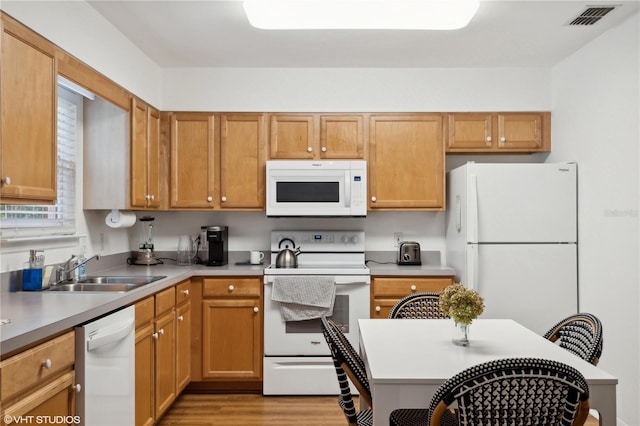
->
[[0, 251, 455, 356]]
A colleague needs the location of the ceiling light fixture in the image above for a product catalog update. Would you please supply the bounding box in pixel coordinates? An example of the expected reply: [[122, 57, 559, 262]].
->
[[242, 0, 480, 30]]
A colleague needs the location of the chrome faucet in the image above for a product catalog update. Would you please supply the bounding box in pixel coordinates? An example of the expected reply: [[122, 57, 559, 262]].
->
[[55, 254, 101, 284]]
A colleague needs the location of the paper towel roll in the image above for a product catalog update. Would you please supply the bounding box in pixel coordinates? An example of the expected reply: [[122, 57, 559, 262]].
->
[[105, 210, 137, 228]]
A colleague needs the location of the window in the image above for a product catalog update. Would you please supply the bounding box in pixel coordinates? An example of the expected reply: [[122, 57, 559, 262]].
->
[[0, 88, 78, 238]]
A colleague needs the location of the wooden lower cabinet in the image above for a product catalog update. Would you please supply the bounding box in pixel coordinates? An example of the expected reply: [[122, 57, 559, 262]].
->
[[154, 307, 176, 419], [175, 280, 192, 393], [371, 276, 454, 319], [135, 280, 191, 425], [0, 331, 77, 426], [192, 277, 263, 390]]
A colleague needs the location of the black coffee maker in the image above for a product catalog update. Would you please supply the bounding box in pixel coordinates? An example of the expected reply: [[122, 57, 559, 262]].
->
[[201, 225, 228, 266]]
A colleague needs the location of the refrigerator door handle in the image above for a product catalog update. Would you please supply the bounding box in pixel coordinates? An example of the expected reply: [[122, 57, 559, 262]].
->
[[469, 174, 479, 243], [467, 244, 478, 291]]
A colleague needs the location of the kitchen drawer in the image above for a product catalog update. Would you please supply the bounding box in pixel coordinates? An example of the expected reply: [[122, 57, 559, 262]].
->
[[135, 296, 155, 328], [202, 277, 261, 297], [176, 279, 191, 305], [372, 277, 453, 297], [0, 331, 74, 401], [155, 286, 176, 315]]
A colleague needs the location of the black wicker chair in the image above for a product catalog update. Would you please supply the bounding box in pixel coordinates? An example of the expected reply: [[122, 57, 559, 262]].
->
[[390, 357, 590, 426], [320, 316, 372, 426], [543, 312, 604, 366], [388, 292, 449, 319]]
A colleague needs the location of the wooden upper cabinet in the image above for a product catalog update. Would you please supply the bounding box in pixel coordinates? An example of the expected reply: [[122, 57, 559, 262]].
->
[[269, 114, 365, 159], [220, 113, 266, 209], [447, 112, 550, 153], [319, 115, 365, 159], [131, 98, 162, 209], [1, 15, 57, 204], [269, 114, 315, 159], [170, 113, 216, 209], [368, 114, 445, 210]]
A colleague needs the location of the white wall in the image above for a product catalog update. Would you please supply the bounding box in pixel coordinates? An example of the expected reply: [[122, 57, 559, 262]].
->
[[162, 67, 551, 112], [549, 13, 640, 425]]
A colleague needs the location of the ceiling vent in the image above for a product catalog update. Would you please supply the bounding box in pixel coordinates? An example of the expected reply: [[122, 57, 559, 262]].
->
[[569, 6, 616, 25]]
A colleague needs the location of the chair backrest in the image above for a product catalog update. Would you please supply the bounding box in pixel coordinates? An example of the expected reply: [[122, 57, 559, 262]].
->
[[543, 313, 603, 366], [388, 292, 449, 319], [427, 357, 591, 426], [320, 316, 372, 422]]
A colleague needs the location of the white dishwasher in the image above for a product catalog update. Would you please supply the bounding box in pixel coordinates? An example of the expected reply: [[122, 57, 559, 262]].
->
[[75, 305, 135, 426]]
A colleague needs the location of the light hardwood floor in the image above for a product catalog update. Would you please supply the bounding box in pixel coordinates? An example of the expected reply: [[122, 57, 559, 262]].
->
[[157, 394, 350, 425], [157, 393, 600, 426]]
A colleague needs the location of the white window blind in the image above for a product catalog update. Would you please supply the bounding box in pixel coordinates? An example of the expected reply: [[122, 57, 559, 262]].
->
[[0, 96, 77, 238]]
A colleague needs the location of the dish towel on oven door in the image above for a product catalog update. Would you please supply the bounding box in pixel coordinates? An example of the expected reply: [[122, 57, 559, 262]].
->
[[271, 276, 336, 321]]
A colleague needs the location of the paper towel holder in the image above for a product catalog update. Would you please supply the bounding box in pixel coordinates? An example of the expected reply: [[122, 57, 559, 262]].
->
[[105, 209, 137, 228]]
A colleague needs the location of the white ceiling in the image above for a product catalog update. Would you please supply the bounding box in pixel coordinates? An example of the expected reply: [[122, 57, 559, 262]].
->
[[87, 0, 639, 68]]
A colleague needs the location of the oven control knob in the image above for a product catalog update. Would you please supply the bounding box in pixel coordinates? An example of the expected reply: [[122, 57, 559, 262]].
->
[[350, 235, 359, 244], [341, 235, 349, 244]]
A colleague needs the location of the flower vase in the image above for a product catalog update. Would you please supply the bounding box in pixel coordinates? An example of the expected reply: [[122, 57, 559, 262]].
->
[[452, 320, 470, 346]]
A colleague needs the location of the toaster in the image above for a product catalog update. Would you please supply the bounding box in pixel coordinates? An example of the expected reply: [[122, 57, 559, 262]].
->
[[397, 241, 422, 265]]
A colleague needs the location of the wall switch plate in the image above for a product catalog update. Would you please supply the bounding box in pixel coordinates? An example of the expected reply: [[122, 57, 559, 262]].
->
[[393, 232, 403, 247]]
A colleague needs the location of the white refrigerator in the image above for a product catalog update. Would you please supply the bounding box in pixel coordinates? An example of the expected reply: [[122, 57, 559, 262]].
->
[[445, 162, 578, 335]]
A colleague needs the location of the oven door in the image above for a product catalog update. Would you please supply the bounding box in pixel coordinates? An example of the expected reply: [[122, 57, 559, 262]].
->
[[264, 276, 370, 356]]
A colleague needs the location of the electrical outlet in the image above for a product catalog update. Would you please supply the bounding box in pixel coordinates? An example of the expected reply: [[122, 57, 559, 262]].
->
[[393, 232, 403, 247]]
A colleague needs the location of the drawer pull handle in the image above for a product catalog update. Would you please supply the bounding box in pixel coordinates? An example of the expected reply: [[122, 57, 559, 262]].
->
[[375, 306, 381, 312], [73, 384, 82, 393], [253, 307, 259, 313], [42, 359, 52, 369], [182, 289, 190, 296], [228, 285, 235, 292], [410, 285, 417, 291]]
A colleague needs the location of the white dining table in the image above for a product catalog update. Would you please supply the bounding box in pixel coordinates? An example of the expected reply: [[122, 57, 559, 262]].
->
[[358, 318, 618, 426]]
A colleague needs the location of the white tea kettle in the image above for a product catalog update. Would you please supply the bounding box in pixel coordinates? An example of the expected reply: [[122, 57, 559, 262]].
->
[[275, 238, 301, 268]]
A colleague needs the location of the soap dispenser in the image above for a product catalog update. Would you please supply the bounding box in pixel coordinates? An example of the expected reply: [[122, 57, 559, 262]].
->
[[22, 249, 44, 291]]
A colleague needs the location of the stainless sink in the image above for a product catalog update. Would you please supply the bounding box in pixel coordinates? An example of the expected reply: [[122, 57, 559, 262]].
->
[[48, 276, 166, 292]]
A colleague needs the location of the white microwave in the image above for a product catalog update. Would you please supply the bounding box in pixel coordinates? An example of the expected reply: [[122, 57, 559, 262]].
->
[[266, 160, 367, 217]]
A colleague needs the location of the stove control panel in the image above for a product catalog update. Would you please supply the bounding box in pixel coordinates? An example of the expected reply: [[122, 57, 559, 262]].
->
[[271, 230, 365, 252]]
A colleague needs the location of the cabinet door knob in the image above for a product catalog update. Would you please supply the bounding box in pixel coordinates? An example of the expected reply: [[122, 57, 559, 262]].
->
[[150, 194, 155, 200], [253, 307, 259, 313], [159, 328, 165, 335], [2, 176, 11, 185], [321, 147, 327, 152], [207, 196, 213, 202], [228, 284, 235, 291], [152, 332, 159, 340], [178, 315, 184, 321], [73, 384, 82, 393], [371, 196, 377, 202], [42, 359, 52, 369], [500, 136, 506, 142], [221, 196, 227, 202], [182, 289, 190, 296], [486, 136, 492, 142], [410, 284, 417, 291], [307, 147, 313, 153], [375, 306, 381, 312]]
